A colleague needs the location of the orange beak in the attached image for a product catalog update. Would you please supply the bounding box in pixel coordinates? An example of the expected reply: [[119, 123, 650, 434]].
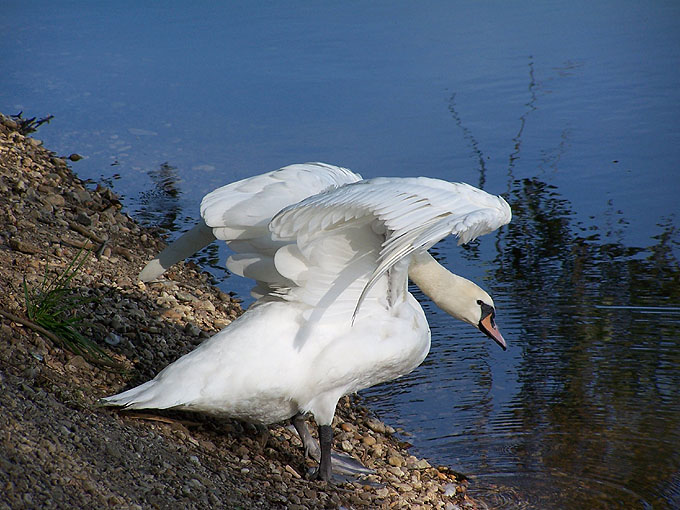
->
[[480, 314, 507, 350]]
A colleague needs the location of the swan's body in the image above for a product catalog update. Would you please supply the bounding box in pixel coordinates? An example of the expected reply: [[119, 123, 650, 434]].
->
[[103, 163, 511, 481], [115, 291, 429, 426]]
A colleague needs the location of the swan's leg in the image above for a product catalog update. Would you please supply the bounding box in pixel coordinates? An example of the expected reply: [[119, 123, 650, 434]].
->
[[291, 413, 375, 479], [291, 413, 321, 461], [317, 424, 333, 482]]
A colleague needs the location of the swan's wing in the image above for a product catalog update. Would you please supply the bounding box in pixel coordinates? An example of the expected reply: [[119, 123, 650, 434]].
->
[[270, 177, 511, 321], [201, 163, 362, 239], [138, 162, 361, 290], [202, 163, 361, 297], [138, 220, 216, 282]]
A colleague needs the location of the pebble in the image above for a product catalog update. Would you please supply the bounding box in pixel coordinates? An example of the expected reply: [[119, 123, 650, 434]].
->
[[9, 238, 39, 254], [44, 193, 66, 207], [366, 418, 387, 434], [413, 459, 431, 469], [362, 435, 377, 446], [111, 316, 126, 333], [176, 291, 196, 302], [388, 454, 405, 467], [75, 212, 92, 226], [444, 483, 458, 496], [184, 323, 201, 337], [213, 319, 231, 329], [105, 332, 122, 346]]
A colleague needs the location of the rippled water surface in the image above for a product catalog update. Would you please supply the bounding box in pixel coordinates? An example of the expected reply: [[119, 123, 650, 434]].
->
[[3, 2, 679, 508]]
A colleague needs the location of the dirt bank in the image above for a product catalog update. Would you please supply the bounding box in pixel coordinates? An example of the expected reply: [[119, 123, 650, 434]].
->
[[0, 113, 480, 509]]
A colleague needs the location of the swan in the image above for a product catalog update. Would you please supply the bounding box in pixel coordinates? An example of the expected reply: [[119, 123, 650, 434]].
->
[[102, 162, 511, 482]]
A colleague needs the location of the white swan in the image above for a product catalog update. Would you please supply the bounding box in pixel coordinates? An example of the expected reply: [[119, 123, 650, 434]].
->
[[103, 163, 511, 481]]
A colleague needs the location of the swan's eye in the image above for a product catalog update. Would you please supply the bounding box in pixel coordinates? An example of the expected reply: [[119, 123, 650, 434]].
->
[[478, 301, 496, 327]]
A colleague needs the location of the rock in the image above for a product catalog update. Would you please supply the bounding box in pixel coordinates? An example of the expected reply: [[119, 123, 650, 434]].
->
[[388, 466, 405, 477], [3, 117, 18, 129], [50, 156, 67, 167], [104, 332, 122, 346], [9, 238, 39, 254], [110, 316, 126, 333], [44, 193, 66, 207], [184, 323, 201, 337], [375, 487, 390, 498], [75, 212, 92, 226], [175, 291, 197, 302], [213, 319, 231, 329], [362, 435, 377, 446], [444, 483, 458, 496], [65, 355, 90, 371], [413, 459, 431, 469], [340, 440, 353, 453], [366, 418, 387, 434], [73, 189, 92, 204], [388, 453, 405, 467], [197, 300, 215, 312]]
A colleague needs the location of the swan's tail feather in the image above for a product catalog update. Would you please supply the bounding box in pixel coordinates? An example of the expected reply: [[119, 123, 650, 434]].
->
[[100, 380, 165, 409], [138, 220, 217, 282]]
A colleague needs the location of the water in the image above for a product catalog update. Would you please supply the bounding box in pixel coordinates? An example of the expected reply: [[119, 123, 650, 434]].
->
[[3, 2, 679, 508]]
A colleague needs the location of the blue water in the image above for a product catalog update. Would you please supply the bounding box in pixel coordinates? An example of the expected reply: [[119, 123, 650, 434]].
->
[[3, 2, 680, 508]]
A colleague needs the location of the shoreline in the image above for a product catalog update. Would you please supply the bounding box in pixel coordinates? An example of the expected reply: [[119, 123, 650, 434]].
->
[[0, 112, 481, 509]]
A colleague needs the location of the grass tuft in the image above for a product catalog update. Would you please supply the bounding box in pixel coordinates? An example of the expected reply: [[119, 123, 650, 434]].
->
[[23, 248, 117, 367]]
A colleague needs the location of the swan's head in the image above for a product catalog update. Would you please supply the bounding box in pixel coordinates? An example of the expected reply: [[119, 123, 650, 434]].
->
[[448, 282, 506, 351], [408, 252, 506, 350]]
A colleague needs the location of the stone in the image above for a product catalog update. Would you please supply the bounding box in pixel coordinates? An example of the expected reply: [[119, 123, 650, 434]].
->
[[366, 419, 387, 434], [184, 323, 201, 337], [362, 435, 377, 446], [44, 193, 66, 207], [75, 212, 92, 226], [9, 238, 39, 254], [388, 454, 405, 467]]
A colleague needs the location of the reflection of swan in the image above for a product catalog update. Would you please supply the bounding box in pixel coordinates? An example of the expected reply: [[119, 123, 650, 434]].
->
[[103, 163, 511, 481]]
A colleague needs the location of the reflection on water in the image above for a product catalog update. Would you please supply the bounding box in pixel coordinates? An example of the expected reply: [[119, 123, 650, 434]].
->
[[489, 176, 679, 509], [135, 162, 184, 231]]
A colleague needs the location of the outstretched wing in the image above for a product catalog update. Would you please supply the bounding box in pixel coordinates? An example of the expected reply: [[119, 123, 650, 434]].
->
[[270, 177, 511, 321], [201, 163, 361, 297], [201, 162, 361, 239], [139, 162, 361, 293]]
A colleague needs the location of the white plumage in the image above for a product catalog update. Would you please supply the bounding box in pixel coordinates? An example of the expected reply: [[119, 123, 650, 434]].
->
[[103, 162, 510, 481]]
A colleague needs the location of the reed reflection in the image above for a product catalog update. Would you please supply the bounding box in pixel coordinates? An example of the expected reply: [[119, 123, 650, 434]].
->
[[493, 176, 680, 509], [449, 55, 679, 508]]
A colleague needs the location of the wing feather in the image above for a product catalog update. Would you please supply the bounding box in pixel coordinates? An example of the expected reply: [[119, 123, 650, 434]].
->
[[270, 177, 511, 320], [199, 163, 361, 296]]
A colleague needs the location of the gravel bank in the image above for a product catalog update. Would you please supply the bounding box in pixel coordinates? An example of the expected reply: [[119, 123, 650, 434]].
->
[[0, 113, 481, 509]]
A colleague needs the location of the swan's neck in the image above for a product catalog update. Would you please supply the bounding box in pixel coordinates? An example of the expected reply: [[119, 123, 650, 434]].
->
[[408, 251, 486, 326]]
